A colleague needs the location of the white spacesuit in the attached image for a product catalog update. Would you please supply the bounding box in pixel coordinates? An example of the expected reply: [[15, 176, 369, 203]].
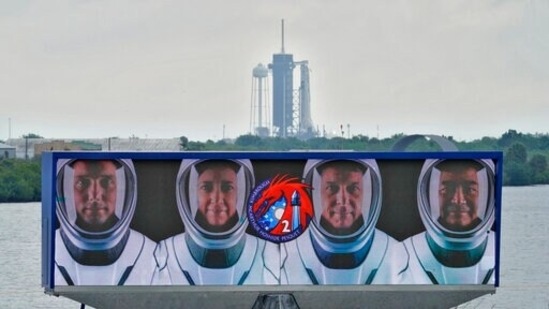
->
[[402, 159, 496, 284], [154, 159, 278, 285], [280, 159, 408, 284], [54, 159, 157, 286]]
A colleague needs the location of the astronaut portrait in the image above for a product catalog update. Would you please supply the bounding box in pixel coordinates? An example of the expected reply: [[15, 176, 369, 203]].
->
[[280, 159, 408, 284], [153, 159, 278, 285], [402, 159, 496, 284], [317, 160, 366, 236], [54, 159, 158, 285]]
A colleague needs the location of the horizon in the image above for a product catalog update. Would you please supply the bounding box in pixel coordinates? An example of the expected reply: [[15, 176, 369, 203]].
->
[[2, 128, 545, 144]]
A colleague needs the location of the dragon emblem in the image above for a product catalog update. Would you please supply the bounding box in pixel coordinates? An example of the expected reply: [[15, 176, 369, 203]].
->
[[248, 174, 313, 242]]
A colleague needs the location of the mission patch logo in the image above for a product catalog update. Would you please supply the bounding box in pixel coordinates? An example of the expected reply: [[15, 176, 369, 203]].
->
[[247, 175, 313, 243]]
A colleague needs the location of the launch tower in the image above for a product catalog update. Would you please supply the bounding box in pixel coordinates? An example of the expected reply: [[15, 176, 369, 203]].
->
[[251, 20, 315, 138]]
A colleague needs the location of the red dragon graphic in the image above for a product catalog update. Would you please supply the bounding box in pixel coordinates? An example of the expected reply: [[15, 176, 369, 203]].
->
[[252, 174, 314, 236]]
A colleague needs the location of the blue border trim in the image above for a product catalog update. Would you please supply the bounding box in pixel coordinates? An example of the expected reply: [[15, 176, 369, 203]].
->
[[494, 156, 503, 287], [43, 150, 503, 289], [45, 150, 501, 161], [41, 152, 56, 291]]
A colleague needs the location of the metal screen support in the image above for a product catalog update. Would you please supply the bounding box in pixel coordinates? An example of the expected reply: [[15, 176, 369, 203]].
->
[[391, 134, 458, 152], [252, 293, 300, 309]]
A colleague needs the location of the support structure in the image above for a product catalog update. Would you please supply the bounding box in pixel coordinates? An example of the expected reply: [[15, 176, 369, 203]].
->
[[268, 20, 316, 138]]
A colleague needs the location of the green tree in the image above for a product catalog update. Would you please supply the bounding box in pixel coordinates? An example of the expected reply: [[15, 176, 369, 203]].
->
[[504, 162, 531, 186], [0, 159, 41, 202], [235, 134, 263, 148], [498, 129, 522, 148], [179, 136, 189, 150], [504, 143, 529, 185], [528, 154, 548, 184], [506, 143, 527, 164], [186, 141, 205, 151], [22, 133, 43, 139]]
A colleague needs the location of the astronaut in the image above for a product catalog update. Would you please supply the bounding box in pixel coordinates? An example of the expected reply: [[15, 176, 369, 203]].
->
[[54, 159, 158, 285], [402, 159, 496, 284], [280, 159, 408, 284], [154, 159, 278, 285]]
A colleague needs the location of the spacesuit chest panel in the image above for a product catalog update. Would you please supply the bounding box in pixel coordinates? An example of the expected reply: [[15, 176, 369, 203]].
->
[[411, 232, 495, 284], [295, 229, 388, 284], [55, 229, 150, 285], [170, 233, 259, 285]]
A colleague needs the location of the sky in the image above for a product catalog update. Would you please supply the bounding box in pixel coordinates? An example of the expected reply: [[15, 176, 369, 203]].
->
[[1, 0, 548, 142]]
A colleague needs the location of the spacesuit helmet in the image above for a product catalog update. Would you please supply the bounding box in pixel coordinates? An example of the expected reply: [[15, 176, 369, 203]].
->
[[176, 159, 254, 250], [56, 159, 137, 252], [417, 159, 495, 251], [303, 159, 382, 257]]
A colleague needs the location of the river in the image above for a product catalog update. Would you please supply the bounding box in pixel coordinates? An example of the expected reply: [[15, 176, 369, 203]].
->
[[0, 186, 548, 308]]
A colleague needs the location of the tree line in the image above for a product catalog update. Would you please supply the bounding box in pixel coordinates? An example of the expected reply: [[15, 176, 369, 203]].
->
[[180, 129, 548, 186], [0, 158, 41, 202], [1, 130, 548, 203]]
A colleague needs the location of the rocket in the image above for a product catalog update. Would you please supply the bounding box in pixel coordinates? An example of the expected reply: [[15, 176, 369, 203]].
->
[[291, 190, 301, 231]]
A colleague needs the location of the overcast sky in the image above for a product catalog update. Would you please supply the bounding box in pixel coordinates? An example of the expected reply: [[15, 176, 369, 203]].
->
[[1, 0, 548, 142]]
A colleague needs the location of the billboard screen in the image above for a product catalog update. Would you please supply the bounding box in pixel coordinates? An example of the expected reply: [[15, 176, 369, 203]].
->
[[42, 151, 502, 289]]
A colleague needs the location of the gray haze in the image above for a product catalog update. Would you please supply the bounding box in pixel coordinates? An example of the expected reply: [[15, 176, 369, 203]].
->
[[1, 1, 548, 142]]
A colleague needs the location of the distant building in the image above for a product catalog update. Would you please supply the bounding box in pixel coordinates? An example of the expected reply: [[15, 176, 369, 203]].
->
[[6, 137, 181, 159], [34, 140, 102, 157], [0, 143, 16, 159]]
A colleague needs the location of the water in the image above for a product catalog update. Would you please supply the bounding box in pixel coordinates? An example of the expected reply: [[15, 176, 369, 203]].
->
[[457, 185, 549, 309], [1, 186, 548, 308], [0, 202, 77, 309]]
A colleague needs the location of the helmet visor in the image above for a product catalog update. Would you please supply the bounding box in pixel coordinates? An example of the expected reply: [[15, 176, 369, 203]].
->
[[424, 159, 493, 233], [179, 159, 251, 236], [56, 159, 135, 235], [307, 160, 378, 238]]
